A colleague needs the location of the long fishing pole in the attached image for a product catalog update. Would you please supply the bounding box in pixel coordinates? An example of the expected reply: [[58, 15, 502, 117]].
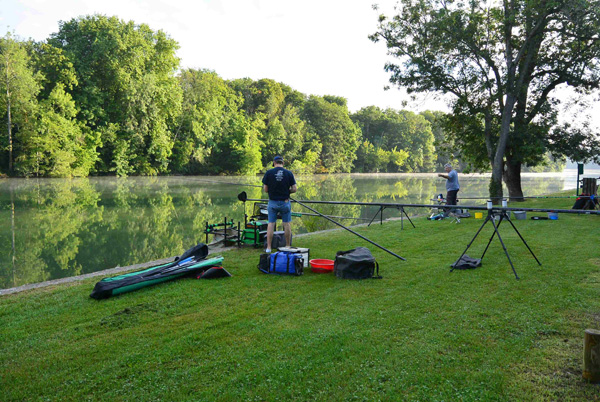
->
[[459, 195, 594, 200], [243, 196, 600, 215], [186, 177, 264, 188], [190, 177, 597, 203], [292, 211, 371, 221], [289, 196, 406, 261], [193, 178, 372, 221]]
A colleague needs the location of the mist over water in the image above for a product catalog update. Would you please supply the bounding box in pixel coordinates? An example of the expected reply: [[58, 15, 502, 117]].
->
[[0, 171, 591, 289]]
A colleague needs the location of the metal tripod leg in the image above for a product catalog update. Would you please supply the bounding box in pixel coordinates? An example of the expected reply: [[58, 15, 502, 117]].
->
[[400, 207, 404, 230], [489, 216, 520, 280], [401, 207, 416, 228], [481, 213, 505, 260], [504, 216, 542, 266], [451, 214, 491, 272], [368, 206, 384, 227]]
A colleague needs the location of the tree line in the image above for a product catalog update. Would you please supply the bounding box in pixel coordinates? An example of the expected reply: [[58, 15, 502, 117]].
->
[[2, 14, 570, 183]]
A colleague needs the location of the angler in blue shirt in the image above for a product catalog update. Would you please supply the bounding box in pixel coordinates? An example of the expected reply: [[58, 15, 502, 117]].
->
[[262, 156, 297, 252], [438, 163, 460, 216]]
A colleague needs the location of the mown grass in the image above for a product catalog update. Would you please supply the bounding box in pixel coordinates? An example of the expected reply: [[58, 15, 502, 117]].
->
[[1, 192, 599, 401]]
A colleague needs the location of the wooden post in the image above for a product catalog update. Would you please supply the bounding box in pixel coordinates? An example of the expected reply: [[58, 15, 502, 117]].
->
[[583, 329, 600, 383]]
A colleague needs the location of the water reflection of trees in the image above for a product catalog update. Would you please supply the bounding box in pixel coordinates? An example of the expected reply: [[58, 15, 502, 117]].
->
[[0, 179, 102, 288], [0, 174, 569, 288], [0, 177, 250, 288]]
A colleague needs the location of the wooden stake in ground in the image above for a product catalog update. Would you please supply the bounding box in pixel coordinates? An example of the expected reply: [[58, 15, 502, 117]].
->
[[583, 329, 600, 383]]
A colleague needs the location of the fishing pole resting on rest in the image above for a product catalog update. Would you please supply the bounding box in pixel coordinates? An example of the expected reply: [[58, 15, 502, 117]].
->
[[237, 191, 406, 261], [241, 196, 600, 215], [289, 196, 407, 261]]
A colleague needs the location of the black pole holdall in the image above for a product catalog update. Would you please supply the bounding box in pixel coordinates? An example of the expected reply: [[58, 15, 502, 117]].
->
[[333, 247, 382, 279]]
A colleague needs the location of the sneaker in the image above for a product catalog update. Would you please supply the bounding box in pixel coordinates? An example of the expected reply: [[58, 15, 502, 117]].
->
[[265, 249, 271, 253]]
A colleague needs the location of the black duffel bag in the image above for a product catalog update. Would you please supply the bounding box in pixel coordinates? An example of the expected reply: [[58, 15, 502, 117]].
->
[[334, 247, 382, 279]]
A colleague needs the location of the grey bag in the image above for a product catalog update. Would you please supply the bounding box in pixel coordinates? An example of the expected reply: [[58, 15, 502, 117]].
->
[[271, 231, 291, 249]]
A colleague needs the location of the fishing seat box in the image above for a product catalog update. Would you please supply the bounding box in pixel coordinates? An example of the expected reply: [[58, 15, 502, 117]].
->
[[243, 219, 268, 245], [278, 247, 310, 268], [246, 219, 268, 231], [242, 229, 266, 245]]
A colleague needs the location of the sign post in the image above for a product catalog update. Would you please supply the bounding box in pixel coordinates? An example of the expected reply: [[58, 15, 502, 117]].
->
[[577, 163, 584, 196]]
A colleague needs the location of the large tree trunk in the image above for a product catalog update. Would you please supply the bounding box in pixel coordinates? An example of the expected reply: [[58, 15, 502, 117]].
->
[[503, 155, 524, 201], [490, 159, 504, 202], [490, 95, 517, 202]]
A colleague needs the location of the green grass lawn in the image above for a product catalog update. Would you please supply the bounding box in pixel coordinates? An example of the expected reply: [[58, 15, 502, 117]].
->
[[1, 192, 599, 401]]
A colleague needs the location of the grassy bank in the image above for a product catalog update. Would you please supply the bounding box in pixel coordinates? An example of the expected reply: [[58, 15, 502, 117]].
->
[[1, 192, 599, 401]]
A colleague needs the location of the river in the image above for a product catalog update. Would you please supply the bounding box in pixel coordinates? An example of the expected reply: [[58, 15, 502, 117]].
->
[[0, 170, 594, 289]]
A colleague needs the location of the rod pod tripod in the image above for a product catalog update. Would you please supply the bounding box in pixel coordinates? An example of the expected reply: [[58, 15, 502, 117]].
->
[[452, 205, 542, 279], [367, 205, 416, 229]]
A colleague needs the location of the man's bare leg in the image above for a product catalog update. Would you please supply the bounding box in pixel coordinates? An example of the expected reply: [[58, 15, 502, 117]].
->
[[266, 222, 276, 251], [283, 221, 292, 247]]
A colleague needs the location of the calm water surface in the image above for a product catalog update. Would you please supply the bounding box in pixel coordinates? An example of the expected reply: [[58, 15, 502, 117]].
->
[[0, 171, 587, 289]]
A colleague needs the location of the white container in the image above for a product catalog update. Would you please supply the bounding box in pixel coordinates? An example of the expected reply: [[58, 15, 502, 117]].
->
[[278, 247, 310, 268], [513, 211, 526, 220]]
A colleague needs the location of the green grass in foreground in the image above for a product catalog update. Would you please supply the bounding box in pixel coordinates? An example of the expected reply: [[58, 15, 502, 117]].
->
[[1, 192, 599, 401]]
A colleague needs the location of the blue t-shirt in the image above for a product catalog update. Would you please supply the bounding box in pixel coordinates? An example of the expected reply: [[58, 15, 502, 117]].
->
[[446, 170, 460, 191], [262, 167, 296, 201]]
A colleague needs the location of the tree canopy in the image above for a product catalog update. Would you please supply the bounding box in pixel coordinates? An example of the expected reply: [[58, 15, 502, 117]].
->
[[372, 0, 600, 199], [1, 11, 582, 179]]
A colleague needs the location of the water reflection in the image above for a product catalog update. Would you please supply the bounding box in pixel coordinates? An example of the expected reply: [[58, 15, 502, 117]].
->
[[0, 173, 580, 288]]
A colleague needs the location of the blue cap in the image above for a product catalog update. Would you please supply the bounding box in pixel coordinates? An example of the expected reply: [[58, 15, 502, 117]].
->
[[273, 155, 283, 163]]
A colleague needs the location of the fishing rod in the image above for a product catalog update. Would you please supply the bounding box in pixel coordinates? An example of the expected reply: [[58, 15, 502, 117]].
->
[[187, 177, 263, 188], [237, 191, 406, 261], [242, 196, 600, 215], [292, 211, 370, 221], [290, 196, 406, 261], [458, 195, 594, 200], [192, 178, 372, 221], [190, 176, 597, 204]]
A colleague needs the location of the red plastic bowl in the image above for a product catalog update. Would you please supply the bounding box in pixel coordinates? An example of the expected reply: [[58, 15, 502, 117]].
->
[[310, 259, 334, 273]]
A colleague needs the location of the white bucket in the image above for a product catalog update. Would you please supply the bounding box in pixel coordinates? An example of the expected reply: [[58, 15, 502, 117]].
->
[[513, 211, 526, 220]]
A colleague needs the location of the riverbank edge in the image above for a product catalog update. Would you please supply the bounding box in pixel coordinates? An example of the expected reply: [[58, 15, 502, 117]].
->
[[1, 213, 425, 296]]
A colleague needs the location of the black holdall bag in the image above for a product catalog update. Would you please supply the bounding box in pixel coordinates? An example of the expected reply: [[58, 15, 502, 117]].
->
[[257, 252, 303, 276], [334, 247, 382, 279], [258, 253, 270, 273]]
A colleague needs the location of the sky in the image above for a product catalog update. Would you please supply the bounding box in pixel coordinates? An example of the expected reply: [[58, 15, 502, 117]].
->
[[0, 0, 449, 114], [0, 0, 597, 128]]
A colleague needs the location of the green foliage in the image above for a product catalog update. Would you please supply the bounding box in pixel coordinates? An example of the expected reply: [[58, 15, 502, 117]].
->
[[209, 112, 263, 175], [172, 69, 244, 174], [29, 41, 78, 98], [303, 96, 360, 173], [522, 153, 566, 173], [16, 84, 98, 177], [0, 33, 41, 174], [48, 15, 182, 175], [2, 9, 538, 177], [352, 106, 435, 172], [288, 148, 320, 174], [420, 110, 469, 172]]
